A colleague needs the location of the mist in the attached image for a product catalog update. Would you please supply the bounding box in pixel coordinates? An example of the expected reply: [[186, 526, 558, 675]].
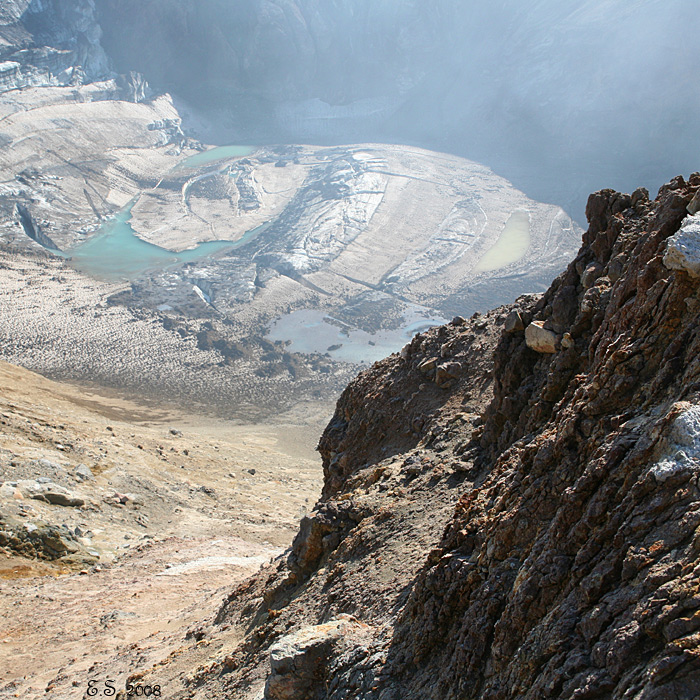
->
[[90, 0, 698, 221]]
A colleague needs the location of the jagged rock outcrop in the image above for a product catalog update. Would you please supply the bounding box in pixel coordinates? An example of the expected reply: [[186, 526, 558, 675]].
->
[[387, 174, 700, 699], [152, 174, 700, 700], [0, 0, 111, 90]]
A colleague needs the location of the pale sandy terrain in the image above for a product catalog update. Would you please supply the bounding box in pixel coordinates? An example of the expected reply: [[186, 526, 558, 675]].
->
[[0, 361, 324, 700], [0, 251, 355, 420]]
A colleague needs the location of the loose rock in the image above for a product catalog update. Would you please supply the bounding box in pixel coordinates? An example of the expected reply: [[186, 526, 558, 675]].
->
[[435, 362, 462, 387], [504, 310, 525, 333], [664, 214, 700, 277], [524, 321, 559, 353], [74, 464, 93, 481], [265, 617, 367, 700], [418, 358, 438, 374]]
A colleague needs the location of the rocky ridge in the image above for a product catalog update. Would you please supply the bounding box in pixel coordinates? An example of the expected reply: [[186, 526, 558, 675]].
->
[[123, 175, 700, 699]]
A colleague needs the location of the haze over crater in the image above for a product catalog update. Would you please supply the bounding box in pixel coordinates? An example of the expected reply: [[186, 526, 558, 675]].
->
[[0, 0, 692, 419], [94, 0, 698, 220]]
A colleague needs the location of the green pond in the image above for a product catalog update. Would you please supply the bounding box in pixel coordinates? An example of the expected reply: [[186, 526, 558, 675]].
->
[[178, 145, 256, 169], [474, 210, 531, 272], [58, 205, 269, 281]]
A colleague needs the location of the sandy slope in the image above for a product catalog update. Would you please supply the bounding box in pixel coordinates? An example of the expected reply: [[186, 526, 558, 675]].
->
[[0, 361, 323, 699]]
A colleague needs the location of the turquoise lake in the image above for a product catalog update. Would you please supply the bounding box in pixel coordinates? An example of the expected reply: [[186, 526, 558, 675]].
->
[[59, 206, 270, 282], [177, 145, 256, 169], [52, 144, 264, 280]]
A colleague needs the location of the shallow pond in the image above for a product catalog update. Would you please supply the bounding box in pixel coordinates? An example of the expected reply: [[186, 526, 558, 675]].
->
[[474, 210, 531, 272], [266, 307, 446, 364], [178, 145, 256, 169]]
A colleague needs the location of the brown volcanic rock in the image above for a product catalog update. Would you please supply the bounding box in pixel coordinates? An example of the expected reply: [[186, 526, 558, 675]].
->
[[154, 310, 506, 698], [317, 312, 502, 500], [133, 176, 700, 700], [393, 174, 700, 698]]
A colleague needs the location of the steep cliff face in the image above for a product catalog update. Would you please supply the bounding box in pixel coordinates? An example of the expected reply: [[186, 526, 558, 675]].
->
[[141, 175, 700, 699], [0, 0, 110, 89], [390, 176, 700, 698]]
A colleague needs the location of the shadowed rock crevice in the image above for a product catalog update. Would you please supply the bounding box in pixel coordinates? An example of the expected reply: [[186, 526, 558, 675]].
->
[[15, 203, 60, 251]]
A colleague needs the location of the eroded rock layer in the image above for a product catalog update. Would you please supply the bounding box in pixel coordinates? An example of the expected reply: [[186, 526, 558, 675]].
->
[[133, 175, 700, 699]]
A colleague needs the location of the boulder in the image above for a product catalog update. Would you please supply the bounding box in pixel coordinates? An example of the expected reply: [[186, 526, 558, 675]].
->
[[436, 361, 462, 387], [265, 617, 367, 700], [20, 480, 84, 507], [43, 490, 84, 507], [74, 464, 93, 481], [525, 321, 559, 353], [17, 479, 47, 499], [664, 215, 700, 278], [504, 310, 525, 333], [0, 483, 17, 499], [418, 357, 438, 374]]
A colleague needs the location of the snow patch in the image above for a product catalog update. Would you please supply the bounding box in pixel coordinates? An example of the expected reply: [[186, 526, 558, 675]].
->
[[157, 554, 269, 576]]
